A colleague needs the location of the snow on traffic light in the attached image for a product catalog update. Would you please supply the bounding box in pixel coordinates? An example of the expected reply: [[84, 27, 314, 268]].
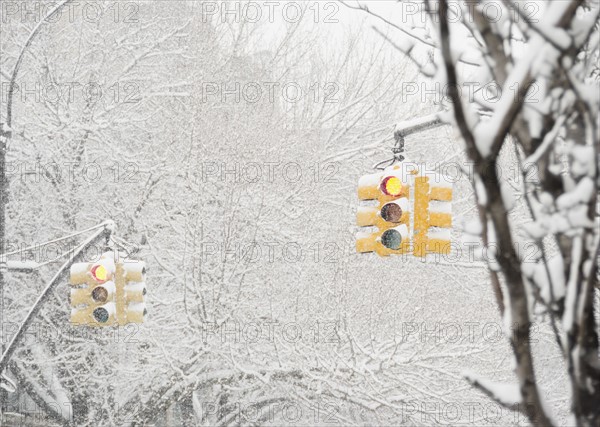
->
[[70, 257, 117, 326], [122, 261, 147, 324], [69, 252, 147, 326], [356, 164, 453, 258], [413, 175, 453, 257], [356, 164, 411, 256]]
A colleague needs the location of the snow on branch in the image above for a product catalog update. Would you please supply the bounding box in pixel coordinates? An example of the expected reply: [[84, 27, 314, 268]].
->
[[463, 371, 522, 409], [471, 1, 583, 158]]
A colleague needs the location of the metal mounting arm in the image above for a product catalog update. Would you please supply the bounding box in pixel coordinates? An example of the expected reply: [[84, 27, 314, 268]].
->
[[375, 113, 446, 170], [394, 113, 443, 139]]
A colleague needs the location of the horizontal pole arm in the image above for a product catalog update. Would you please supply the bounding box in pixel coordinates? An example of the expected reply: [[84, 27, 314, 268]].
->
[[395, 112, 444, 138]]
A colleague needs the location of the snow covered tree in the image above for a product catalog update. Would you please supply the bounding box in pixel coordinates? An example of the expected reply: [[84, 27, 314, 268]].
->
[[351, 0, 599, 425], [2, 0, 597, 425]]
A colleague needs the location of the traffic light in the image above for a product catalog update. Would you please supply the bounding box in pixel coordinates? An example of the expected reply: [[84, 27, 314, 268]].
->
[[122, 261, 147, 324], [356, 165, 411, 256], [70, 259, 118, 326], [69, 254, 147, 326], [413, 175, 453, 257]]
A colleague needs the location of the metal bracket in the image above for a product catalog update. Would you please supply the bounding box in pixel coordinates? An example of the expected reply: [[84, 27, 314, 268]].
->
[[374, 131, 405, 170], [373, 113, 444, 171]]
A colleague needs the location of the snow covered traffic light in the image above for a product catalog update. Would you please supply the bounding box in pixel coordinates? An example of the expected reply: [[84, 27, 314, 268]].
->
[[356, 165, 411, 256], [70, 258, 117, 326], [122, 261, 147, 324], [413, 175, 453, 257], [69, 253, 147, 326]]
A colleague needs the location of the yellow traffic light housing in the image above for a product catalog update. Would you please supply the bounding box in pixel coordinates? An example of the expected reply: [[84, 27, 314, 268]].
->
[[356, 164, 453, 258], [356, 165, 411, 256], [70, 259, 117, 326], [69, 253, 147, 326], [413, 175, 453, 257], [122, 261, 147, 324]]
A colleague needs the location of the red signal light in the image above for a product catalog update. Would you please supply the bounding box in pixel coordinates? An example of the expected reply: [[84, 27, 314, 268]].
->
[[380, 176, 402, 196], [90, 264, 108, 283]]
